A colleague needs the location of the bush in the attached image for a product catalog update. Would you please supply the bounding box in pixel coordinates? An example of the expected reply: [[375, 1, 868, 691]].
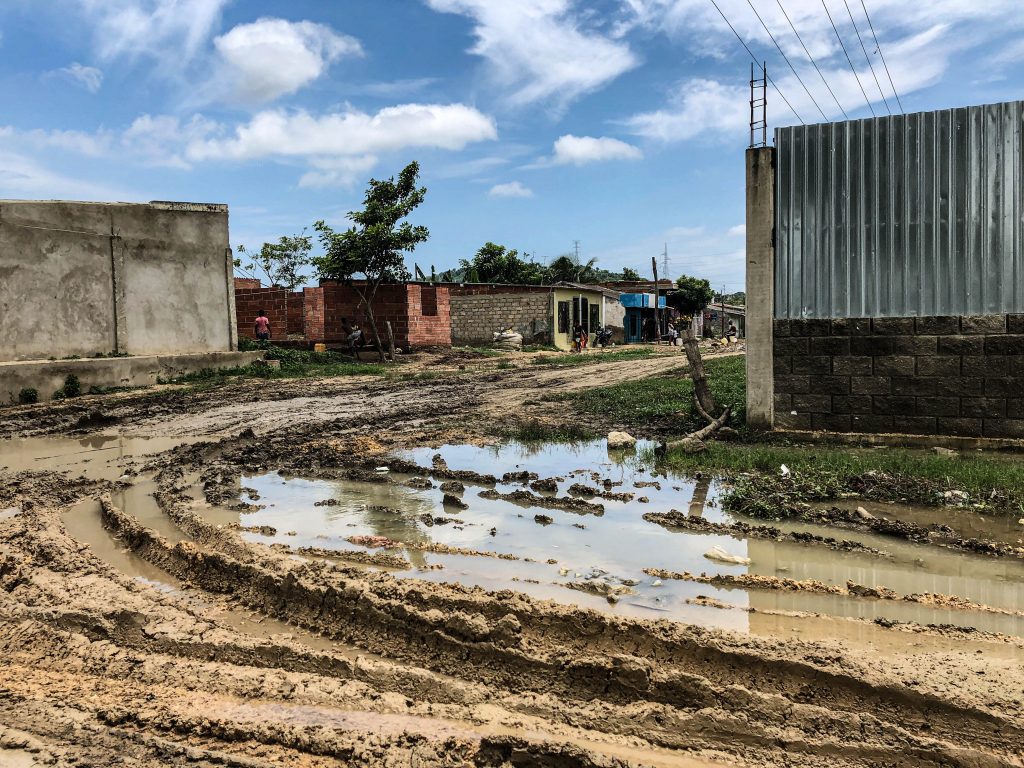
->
[[18, 388, 38, 405], [62, 374, 82, 397]]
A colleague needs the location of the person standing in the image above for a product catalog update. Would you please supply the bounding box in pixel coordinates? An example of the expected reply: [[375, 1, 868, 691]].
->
[[253, 310, 271, 341]]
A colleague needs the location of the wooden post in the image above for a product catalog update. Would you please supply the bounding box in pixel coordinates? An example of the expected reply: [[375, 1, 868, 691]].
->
[[385, 321, 397, 362], [651, 256, 660, 344], [683, 326, 717, 416]]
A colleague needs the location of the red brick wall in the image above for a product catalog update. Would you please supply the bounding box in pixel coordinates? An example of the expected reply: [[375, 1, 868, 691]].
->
[[234, 277, 262, 290], [287, 291, 305, 335], [235, 287, 289, 341], [235, 282, 452, 348], [316, 283, 451, 349], [303, 287, 324, 340]]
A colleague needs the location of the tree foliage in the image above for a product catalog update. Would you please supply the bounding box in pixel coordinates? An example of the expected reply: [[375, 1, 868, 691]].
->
[[235, 230, 313, 289], [313, 161, 426, 284], [457, 242, 547, 284], [620, 267, 642, 281], [547, 254, 599, 283], [312, 161, 429, 361], [668, 274, 715, 316]]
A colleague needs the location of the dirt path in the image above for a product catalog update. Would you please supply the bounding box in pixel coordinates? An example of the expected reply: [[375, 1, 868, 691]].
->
[[2, 348, 1023, 767]]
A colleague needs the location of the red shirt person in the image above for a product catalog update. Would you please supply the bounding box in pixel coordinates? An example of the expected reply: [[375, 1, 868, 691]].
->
[[254, 310, 271, 341]]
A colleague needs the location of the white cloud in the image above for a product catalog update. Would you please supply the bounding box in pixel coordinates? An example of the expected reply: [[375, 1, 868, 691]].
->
[[623, 78, 747, 142], [54, 63, 104, 93], [424, 0, 638, 108], [186, 103, 498, 162], [619, 1, 1024, 140], [120, 114, 219, 168], [0, 148, 131, 201], [551, 134, 643, 165], [488, 181, 533, 198], [213, 18, 363, 103], [77, 0, 229, 66], [0, 101, 497, 188], [298, 156, 379, 189], [727, 224, 745, 237]]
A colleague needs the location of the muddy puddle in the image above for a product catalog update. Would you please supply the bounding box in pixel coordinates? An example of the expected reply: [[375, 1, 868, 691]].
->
[[0, 433, 199, 482], [224, 440, 1024, 644]]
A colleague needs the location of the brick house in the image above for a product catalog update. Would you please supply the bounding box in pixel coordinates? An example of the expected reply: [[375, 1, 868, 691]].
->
[[233, 279, 451, 350]]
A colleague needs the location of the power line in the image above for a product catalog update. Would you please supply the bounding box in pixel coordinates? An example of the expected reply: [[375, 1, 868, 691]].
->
[[842, 0, 890, 114], [744, 0, 828, 122], [707, 0, 804, 124], [860, 0, 904, 113], [775, 0, 849, 120], [821, 0, 875, 117]]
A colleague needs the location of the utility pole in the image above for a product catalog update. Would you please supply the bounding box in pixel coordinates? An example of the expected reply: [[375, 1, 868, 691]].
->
[[651, 255, 660, 344], [720, 284, 726, 337]]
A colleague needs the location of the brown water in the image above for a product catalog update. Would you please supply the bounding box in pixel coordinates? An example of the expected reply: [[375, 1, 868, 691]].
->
[[231, 440, 1024, 643], [11, 433, 1024, 651]]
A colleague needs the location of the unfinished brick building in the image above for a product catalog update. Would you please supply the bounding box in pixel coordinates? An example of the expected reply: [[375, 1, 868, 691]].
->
[[233, 279, 451, 350]]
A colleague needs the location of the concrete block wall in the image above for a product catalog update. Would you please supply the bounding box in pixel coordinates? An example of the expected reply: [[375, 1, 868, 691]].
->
[[450, 291, 552, 345], [775, 314, 1024, 438], [1, 200, 235, 361]]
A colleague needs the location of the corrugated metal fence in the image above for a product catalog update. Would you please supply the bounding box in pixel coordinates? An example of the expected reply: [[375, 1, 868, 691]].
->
[[775, 101, 1024, 318]]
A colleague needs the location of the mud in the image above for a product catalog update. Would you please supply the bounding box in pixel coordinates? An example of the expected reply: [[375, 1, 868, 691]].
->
[[2, 350, 1024, 766]]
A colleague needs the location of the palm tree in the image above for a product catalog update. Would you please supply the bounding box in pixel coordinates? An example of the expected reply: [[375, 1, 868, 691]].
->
[[548, 254, 598, 283]]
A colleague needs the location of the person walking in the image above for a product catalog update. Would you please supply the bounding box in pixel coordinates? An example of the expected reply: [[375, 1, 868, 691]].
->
[[253, 310, 271, 341]]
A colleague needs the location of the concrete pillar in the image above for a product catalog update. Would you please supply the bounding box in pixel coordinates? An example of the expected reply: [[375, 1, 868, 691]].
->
[[745, 147, 775, 430]]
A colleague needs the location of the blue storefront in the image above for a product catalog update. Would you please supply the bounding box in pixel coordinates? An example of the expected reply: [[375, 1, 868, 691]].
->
[[620, 292, 666, 343]]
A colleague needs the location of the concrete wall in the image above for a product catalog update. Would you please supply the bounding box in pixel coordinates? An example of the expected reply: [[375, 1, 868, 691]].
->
[[0, 200, 235, 362], [450, 290, 552, 345], [1, 351, 262, 404], [775, 315, 1024, 438], [745, 147, 775, 429]]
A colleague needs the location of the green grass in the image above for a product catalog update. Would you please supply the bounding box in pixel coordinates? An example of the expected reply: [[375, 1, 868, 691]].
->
[[529, 347, 660, 368], [554, 356, 746, 433], [166, 342, 386, 389], [659, 441, 1024, 513]]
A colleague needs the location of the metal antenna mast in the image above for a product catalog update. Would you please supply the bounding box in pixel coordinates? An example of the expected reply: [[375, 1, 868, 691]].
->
[[662, 244, 670, 282], [749, 62, 767, 148]]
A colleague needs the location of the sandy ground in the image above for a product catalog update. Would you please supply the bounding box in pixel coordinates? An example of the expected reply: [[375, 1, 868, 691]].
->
[[1, 347, 1023, 767]]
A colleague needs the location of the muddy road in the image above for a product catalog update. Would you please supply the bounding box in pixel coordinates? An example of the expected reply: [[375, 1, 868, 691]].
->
[[2, 349, 1023, 767]]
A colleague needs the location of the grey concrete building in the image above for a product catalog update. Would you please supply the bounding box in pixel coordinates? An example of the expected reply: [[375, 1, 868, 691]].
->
[[0, 200, 259, 402]]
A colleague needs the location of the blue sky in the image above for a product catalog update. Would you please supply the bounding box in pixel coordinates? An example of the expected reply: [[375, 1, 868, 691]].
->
[[2, 0, 1023, 292]]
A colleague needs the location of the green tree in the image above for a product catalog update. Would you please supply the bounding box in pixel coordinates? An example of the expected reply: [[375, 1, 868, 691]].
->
[[547, 254, 599, 283], [313, 161, 428, 362], [460, 242, 547, 284], [235, 230, 313, 289], [621, 267, 642, 281], [668, 274, 715, 316]]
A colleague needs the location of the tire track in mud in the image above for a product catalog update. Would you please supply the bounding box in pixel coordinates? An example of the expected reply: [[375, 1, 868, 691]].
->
[[86, 488, 1024, 766]]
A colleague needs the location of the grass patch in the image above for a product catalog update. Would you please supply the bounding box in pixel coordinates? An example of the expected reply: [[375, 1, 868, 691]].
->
[[530, 347, 659, 368], [555, 356, 745, 433], [662, 441, 1024, 513], [166, 343, 386, 389]]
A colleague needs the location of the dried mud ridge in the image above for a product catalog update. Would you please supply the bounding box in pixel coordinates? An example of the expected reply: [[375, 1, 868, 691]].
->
[[642, 510, 885, 555], [0, 351, 1022, 766]]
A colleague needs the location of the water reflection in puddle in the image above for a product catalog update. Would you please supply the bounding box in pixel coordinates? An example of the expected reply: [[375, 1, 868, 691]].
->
[[234, 440, 1024, 642]]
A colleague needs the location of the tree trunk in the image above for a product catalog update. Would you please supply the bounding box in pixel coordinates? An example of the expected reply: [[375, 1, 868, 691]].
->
[[664, 406, 731, 454], [385, 321, 397, 361], [357, 285, 388, 363], [683, 324, 716, 415]]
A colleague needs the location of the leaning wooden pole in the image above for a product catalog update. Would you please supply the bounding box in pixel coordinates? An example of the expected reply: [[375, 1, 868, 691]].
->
[[683, 325, 717, 415], [385, 321, 398, 362]]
